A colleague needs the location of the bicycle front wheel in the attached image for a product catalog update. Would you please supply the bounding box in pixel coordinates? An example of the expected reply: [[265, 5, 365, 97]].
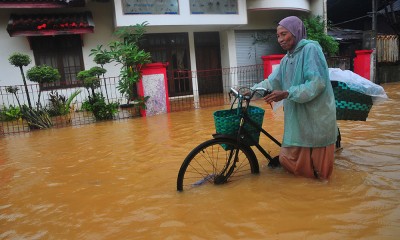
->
[[177, 138, 259, 191]]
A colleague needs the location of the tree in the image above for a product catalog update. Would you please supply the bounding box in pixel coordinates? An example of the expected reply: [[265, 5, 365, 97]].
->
[[8, 53, 33, 109], [302, 16, 339, 56], [89, 45, 112, 102], [26, 65, 61, 110], [106, 22, 151, 104]]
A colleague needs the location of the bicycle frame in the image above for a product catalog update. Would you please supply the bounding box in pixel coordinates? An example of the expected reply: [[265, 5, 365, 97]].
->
[[177, 87, 282, 191]]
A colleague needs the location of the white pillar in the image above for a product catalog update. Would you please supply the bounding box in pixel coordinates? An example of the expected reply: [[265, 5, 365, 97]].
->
[[188, 31, 200, 108]]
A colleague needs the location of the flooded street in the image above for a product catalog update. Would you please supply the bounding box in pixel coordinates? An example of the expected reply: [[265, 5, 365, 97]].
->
[[1, 82, 400, 240]]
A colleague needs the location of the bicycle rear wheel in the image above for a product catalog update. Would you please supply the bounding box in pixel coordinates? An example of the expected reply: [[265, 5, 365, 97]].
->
[[177, 138, 259, 191]]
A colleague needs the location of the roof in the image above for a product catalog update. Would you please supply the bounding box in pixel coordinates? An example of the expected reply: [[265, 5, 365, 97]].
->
[[0, 0, 85, 8], [378, 0, 400, 14], [328, 27, 364, 42], [7, 12, 94, 37]]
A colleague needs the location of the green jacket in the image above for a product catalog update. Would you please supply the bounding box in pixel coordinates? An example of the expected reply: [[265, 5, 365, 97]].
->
[[252, 39, 337, 147]]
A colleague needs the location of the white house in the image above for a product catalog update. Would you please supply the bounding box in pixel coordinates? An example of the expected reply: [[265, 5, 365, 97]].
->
[[0, 0, 326, 105]]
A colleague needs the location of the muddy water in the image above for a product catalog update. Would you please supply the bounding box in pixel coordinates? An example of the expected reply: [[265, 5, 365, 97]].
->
[[1, 83, 400, 240]]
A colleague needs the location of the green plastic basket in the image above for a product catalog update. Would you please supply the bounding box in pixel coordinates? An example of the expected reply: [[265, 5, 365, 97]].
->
[[331, 81, 373, 121], [213, 106, 265, 146]]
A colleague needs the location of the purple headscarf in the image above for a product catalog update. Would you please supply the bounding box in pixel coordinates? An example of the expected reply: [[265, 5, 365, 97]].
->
[[278, 16, 307, 47]]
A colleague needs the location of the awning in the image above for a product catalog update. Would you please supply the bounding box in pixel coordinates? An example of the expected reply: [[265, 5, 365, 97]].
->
[[0, 0, 85, 8], [7, 12, 94, 37]]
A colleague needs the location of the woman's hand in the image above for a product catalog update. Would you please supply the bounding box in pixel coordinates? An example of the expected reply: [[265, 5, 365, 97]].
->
[[263, 90, 289, 104]]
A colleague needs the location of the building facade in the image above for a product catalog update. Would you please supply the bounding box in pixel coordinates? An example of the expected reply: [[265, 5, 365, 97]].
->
[[0, 0, 326, 101]]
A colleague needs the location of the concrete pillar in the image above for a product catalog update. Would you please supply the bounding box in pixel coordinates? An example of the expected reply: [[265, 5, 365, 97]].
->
[[261, 54, 285, 79], [138, 62, 170, 117], [353, 50, 373, 80]]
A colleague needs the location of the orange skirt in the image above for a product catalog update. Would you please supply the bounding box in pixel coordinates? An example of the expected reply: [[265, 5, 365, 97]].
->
[[279, 144, 335, 179]]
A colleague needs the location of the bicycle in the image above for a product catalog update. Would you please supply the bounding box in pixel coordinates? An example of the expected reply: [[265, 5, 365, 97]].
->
[[177, 87, 282, 192]]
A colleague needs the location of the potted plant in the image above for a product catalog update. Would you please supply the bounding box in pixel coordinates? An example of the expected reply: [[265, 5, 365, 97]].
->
[[46, 89, 81, 126]]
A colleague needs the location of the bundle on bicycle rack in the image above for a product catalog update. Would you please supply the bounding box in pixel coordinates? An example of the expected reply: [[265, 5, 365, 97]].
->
[[213, 106, 265, 146], [331, 81, 373, 121]]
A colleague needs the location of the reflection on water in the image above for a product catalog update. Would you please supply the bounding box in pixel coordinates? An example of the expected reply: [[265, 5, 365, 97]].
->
[[1, 82, 400, 239]]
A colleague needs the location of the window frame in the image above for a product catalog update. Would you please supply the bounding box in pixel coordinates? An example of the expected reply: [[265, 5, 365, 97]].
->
[[29, 35, 85, 90]]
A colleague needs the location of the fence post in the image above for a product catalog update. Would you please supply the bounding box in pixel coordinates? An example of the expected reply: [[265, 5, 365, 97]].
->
[[261, 54, 285, 79], [354, 50, 373, 81], [138, 62, 170, 117]]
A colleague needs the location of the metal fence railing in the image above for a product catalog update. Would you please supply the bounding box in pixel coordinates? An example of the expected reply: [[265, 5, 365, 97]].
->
[[0, 64, 264, 135], [0, 57, 350, 136]]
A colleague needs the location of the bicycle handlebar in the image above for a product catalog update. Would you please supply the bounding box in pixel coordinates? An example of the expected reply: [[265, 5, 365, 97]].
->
[[228, 87, 272, 111], [229, 87, 272, 101]]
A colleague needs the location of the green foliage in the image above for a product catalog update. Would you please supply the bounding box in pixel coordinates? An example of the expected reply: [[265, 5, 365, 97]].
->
[[89, 66, 107, 77], [21, 105, 53, 129], [27, 64, 61, 111], [0, 105, 22, 121], [89, 45, 112, 66], [114, 22, 148, 45], [5, 86, 22, 108], [133, 95, 150, 111], [302, 16, 339, 56], [26, 65, 61, 84], [91, 22, 151, 104], [65, 90, 82, 112], [8, 52, 33, 108], [5, 86, 19, 94], [77, 70, 101, 95], [46, 90, 81, 116], [84, 77, 101, 90], [77, 70, 92, 81], [8, 53, 31, 67], [108, 41, 151, 70], [83, 93, 118, 121], [46, 91, 66, 117]]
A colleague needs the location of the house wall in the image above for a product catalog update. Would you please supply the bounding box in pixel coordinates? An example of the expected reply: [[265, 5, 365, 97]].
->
[[0, 1, 120, 87], [377, 65, 400, 84], [113, 0, 248, 27], [0, 10, 34, 87], [0, 0, 325, 88]]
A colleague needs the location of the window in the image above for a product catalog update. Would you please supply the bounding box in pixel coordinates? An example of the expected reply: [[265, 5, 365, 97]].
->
[[141, 33, 192, 96], [190, 0, 238, 14], [29, 35, 84, 89], [122, 0, 179, 15]]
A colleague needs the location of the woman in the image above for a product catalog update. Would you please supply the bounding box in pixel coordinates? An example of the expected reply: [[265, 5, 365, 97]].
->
[[252, 16, 337, 179]]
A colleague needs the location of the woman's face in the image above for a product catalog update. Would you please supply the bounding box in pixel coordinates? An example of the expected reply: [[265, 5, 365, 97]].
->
[[276, 25, 296, 51]]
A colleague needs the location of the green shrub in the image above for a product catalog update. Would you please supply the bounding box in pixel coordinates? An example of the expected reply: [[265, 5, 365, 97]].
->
[[46, 90, 81, 117], [81, 93, 119, 121], [0, 105, 22, 121], [302, 16, 339, 56]]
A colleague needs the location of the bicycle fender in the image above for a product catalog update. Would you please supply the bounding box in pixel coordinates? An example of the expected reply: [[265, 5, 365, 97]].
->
[[212, 133, 255, 152], [212, 133, 236, 141]]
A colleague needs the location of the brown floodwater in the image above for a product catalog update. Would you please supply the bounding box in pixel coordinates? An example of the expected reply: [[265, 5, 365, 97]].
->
[[1, 82, 400, 240]]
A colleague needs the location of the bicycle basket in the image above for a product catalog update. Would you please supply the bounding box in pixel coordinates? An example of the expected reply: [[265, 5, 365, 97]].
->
[[331, 81, 373, 121], [213, 106, 265, 146]]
